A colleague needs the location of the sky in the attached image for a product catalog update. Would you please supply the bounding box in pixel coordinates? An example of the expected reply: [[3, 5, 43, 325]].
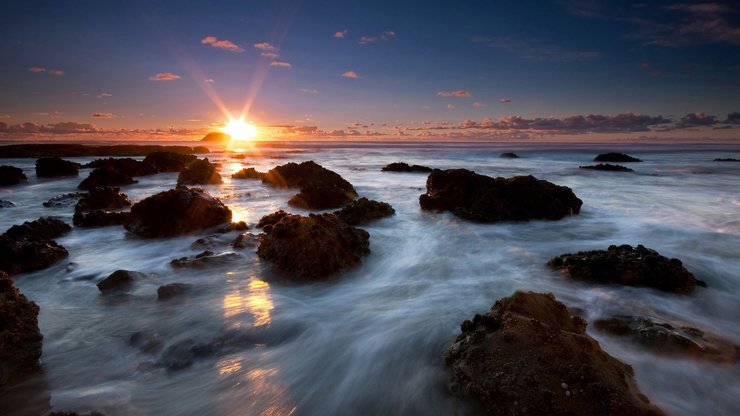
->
[[1, 0, 739, 142]]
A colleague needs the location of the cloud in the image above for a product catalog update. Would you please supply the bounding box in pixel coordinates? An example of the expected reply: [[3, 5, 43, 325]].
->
[[500, 98, 512, 104], [97, 92, 112, 98], [473, 35, 601, 62], [359, 36, 377, 45], [447, 104, 455, 109], [91, 113, 114, 119], [437, 90, 472, 97], [0, 121, 202, 139], [0, 115, 11, 120], [676, 112, 718, 127], [724, 112, 740, 124], [261, 52, 279, 59], [359, 30, 396, 45], [253, 42, 277, 51], [201, 36, 244, 52], [341, 70, 359, 78], [334, 29, 348, 39], [270, 61, 292, 68], [382, 31, 396, 40], [472, 102, 485, 108], [150, 72, 181, 81], [49, 69, 64, 76], [300, 88, 319, 94], [204, 78, 214, 84], [29, 67, 46, 73]]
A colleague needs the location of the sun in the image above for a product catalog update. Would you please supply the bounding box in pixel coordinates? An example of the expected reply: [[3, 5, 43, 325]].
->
[[222, 118, 259, 141]]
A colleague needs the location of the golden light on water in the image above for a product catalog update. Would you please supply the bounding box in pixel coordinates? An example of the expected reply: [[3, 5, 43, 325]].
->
[[223, 276, 274, 327], [223, 117, 259, 141]]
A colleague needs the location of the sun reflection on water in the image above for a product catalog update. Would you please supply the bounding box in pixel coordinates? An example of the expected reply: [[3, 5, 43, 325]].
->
[[223, 276, 274, 327]]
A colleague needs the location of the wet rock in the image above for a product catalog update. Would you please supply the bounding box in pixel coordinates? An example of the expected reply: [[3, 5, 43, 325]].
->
[[594, 316, 739, 363], [0, 271, 43, 386], [170, 251, 240, 268], [124, 186, 232, 238], [257, 212, 370, 280], [420, 169, 582, 223], [713, 158, 739, 162], [446, 291, 664, 416], [231, 167, 264, 179], [73, 210, 129, 227], [74, 187, 131, 212], [143, 151, 196, 172], [381, 162, 433, 172], [332, 197, 395, 225], [257, 210, 290, 231], [232, 233, 258, 249], [548, 244, 705, 294], [580, 164, 634, 172], [85, 157, 157, 176], [218, 221, 248, 233], [3, 217, 71, 241], [47, 410, 106, 416], [130, 331, 164, 353], [0, 238, 69, 275], [35, 157, 80, 177], [43, 192, 86, 208], [499, 152, 519, 158], [0, 165, 27, 186], [78, 167, 137, 190], [97, 270, 143, 294], [157, 283, 191, 300], [262, 161, 357, 210], [0, 200, 14, 208], [177, 158, 222, 185], [594, 152, 642, 162]]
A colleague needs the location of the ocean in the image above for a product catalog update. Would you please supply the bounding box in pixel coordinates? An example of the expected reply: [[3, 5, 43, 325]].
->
[[1, 141, 739, 415]]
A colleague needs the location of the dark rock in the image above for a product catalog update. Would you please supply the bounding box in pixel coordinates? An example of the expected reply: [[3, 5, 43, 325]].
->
[[177, 158, 222, 185], [580, 164, 634, 172], [3, 217, 71, 241], [143, 152, 196, 172], [548, 244, 705, 294], [419, 169, 582, 223], [262, 161, 357, 210], [218, 221, 248, 233], [257, 210, 290, 231], [170, 251, 240, 268], [74, 187, 131, 212], [713, 158, 739, 162], [446, 291, 664, 416], [73, 210, 130, 227], [594, 315, 739, 363], [78, 167, 136, 190], [499, 152, 519, 158], [0, 143, 207, 158], [594, 152, 642, 162], [332, 197, 395, 225], [0, 200, 14, 208], [231, 167, 264, 179], [97, 270, 142, 294], [231, 153, 246, 160], [201, 132, 231, 142], [0, 166, 27, 186], [130, 331, 164, 353], [47, 411, 106, 416], [35, 157, 80, 177], [157, 283, 191, 300], [257, 212, 370, 280], [124, 186, 232, 238], [43, 193, 85, 208], [0, 237, 68, 275], [381, 162, 433, 172], [84, 158, 157, 176], [0, 271, 43, 386], [232, 233, 258, 249]]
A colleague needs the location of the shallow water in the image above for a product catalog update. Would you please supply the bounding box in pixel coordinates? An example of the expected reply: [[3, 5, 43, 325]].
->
[[1, 142, 739, 415]]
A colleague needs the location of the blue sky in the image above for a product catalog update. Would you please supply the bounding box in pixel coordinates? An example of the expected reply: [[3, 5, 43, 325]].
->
[[1, 0, 739, 141]]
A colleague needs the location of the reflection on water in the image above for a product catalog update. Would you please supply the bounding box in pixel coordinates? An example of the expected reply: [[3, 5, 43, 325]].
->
[[217, 356, 244, 376], [243, 367, 296, 416], [223, 276, 274, 327]]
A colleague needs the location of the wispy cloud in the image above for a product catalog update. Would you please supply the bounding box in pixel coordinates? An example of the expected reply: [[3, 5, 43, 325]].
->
[[97, 92, 112, 98], [270, 61, 292, 68], [204, 78, 215, 84], [447, 104, 455, 109], [341, 70, 359, 78], [150, 72, 182, 81], [359, 30, 396, 45], [500, 98, 512, 104], [28, 67, 46, 73], [473, 35, 601, 62], [438, 90, 472, 97], [676, 112, 718, 127], [472, 102, 485, 107], [334, 29, 348, 39], [49, 69, 64, 76], [261, 52, 279, 59], [201, 36, 244, 52], [91, 112, 114, 119], [300, 88, 319, 94], [254, 42, 277, 52]]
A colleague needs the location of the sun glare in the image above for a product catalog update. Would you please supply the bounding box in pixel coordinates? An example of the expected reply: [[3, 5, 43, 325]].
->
[[222, 118, 259, 141]]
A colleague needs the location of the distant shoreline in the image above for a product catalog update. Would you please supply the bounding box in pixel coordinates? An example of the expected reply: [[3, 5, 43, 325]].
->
[[0, 143, 210, 158]]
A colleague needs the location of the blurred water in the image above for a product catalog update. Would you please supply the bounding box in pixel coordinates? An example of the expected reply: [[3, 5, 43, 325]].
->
[[1, 142, 739, 415]]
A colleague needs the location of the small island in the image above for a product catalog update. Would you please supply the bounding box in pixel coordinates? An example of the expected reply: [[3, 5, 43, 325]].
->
[[200, 132, 232, 143]]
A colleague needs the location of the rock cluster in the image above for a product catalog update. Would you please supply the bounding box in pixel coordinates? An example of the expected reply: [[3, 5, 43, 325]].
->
[[0, 217, 70, 275], [0, 271, 43, 386], [262, 161, 357, 209], [35, 157, 80, 177], [177, 158, 222, 185]]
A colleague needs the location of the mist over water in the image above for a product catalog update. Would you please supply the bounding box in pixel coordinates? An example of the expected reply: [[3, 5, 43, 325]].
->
[[1, 142, 739, 415]]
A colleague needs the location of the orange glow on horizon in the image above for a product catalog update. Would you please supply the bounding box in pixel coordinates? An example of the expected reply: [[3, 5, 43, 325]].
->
[[222, 117, 259, 141]]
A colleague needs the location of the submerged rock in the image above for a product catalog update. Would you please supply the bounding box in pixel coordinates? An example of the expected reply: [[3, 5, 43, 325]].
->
[[143, 151, 196, 172], [332, 197, 395, 225], [124, 186, 232, 238], [499, 152, 519, 158], [257, 212, 370, 280], [0, 200, 14, 208], [594, 152, 641, 162], [74, 187, 131, 212], [3, 217, 71, 241], [446, 291, 664, 416], [78, 167, 136, 190], [381, 162, 433, 172], [262, 161, 357, 210], [548, 244, 705, 294], [97, 270, 143, 294], [157, 283, 191, 300], [579, 164, 634, 172], [43, 192, 85, 208], [35, 157, 80, 177], [218, 221, 248, 233], [594, 315, 739, 364], [170, 251, 240, 268], [231, 167, 264, 179], [0, 271, 43, 386], [85, 157, 157, 177], [419, 169, 582, 223], [0, 165, 27, 186], [177, 158, 222, 185], [713, 158, 739, 162], [73, 210, 130, 227]]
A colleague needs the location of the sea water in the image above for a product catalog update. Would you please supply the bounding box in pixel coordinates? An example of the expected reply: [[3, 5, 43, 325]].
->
[[1, 142, 739, 415]]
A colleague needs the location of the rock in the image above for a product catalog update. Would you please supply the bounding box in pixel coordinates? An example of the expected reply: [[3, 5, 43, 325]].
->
[[0, 237, 68, 275], [332, 197, 395, 225], [97, 270, 142, 294], [43, 193, 86, 208], [713, 158, 739, 162], [381, 162, 433, 172], [580, 164, 634, 172], [143, 151, 196, 172], [218, 221, 248, 233], [257, 212, 370, 280], [446, 291, 664, 416], [0, 165, 27, 186], [84, 158, 157, 176], [73, 210, 130, 227], [201, 132, 232, 142], [170, 251, 240, 268], [499, 152, 519, 158], [594, 315, 739, 363], [130, 331, 164, 353], [419, 169, 582, 223], [548, 244, 705, 294], [3, 217, 71, 241], [35, 157, 80, 177], [0, 271, 43, 386], [231, 167, 264, 179], [232, 233, 258, 249], [257, 210, 290, 231], [0, 200, 14, 208], [262, 161, 357, 210], [74, 187, 131, 212], [157, 283, 191, 300], [594, 152, 642, 162], [177, 158, 222, 185], [47, 411, 106, 416], [124, 186, 232, 238], [78, 167, 136, 190], [231, 154, 246, 160]]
